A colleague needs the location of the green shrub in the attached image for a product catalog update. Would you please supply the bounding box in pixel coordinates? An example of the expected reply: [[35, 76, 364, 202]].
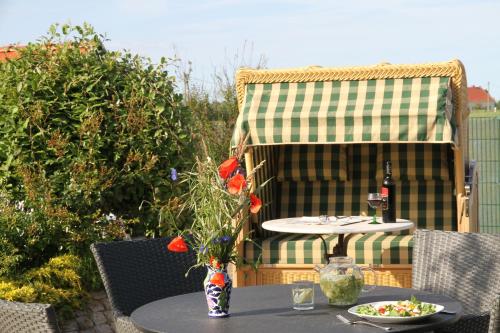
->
[[0, 23, 194, 281], [185, 85, 237, 163], [0, 282, 37, 303], [0, 255, 85, 320]]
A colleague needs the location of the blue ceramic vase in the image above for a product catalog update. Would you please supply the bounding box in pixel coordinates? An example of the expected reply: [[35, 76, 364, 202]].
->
[[204, 265, 232, 318]]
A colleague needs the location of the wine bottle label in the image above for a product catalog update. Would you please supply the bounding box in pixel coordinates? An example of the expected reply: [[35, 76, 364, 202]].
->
[[380, 187, 389, 210], [381, 187, 389, 196], [382, 160, 396, 222]]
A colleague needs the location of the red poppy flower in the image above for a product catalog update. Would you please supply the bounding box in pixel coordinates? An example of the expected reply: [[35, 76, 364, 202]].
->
[[227, 174, 246, 195], [249, 193, 262, 214], [210, 256, 221, 269], [218, 157, 239, 179], [210, 272, 226, 287], [167, 236, 188, 253]]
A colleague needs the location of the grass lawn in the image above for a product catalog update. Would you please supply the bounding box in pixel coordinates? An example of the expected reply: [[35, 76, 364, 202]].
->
[[469, 109, 500, 117]]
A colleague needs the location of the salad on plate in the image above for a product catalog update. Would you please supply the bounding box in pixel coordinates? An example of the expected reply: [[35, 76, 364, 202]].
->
[[348, 296, 444, 323]]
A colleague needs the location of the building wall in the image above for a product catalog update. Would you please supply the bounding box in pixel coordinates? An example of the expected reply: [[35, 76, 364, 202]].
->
[[468, 117, 500, 233]]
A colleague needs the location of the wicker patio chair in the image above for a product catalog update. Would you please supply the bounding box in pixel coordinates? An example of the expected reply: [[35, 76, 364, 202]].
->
[[0, 300, 60, 333], [91, 237, 206, 333], [489, 294, 500, 333], [413, 229, 500, 333]]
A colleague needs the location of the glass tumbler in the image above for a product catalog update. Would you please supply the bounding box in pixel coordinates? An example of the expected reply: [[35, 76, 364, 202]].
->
[[292, 280, 314, 310]]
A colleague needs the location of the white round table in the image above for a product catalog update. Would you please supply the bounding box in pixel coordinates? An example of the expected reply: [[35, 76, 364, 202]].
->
[[262, 217, 414, 261]]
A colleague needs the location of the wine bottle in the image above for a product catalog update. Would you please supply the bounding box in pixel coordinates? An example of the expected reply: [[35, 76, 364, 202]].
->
[[381, 160, 396, 223]]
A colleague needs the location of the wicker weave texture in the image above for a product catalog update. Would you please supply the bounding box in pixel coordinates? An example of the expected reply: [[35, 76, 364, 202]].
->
[[238, 265, 412, 289], [490, 294, 500, 333], [438, 313, 492, 333], [413, 229, 500, 333], [91, 237, 206, 318], [0, 300, 60, 333], [115, 315, 142, 333]]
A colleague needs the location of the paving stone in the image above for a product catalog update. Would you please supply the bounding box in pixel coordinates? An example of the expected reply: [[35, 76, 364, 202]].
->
[[104, 310, 114, 322], [74, 310, 88, 317], [76, 316, 95, 330], [88, 300, 105, 312], [92, 291, 108, 300], [94, 324, 114, 333], [62, 319, 79, 331], [79, 329, 97, 333], [91, 311, 108, 325], [102, 300, 112, 310], [65, 289, 117, 332]]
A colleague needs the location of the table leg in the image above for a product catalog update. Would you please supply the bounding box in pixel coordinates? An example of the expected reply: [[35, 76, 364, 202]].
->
[[318, 235, 329, 263], [331, 234, 347, 257], [319, 233, 355, 263]]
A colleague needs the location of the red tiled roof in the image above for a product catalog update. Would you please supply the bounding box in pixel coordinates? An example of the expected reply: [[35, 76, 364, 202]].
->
[[468, 86, 495, 103], [1, 44, 92, 63], [0, 45, 23, 62]]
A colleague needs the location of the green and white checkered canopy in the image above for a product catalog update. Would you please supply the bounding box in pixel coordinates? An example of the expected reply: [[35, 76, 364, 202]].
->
[[232, 77, 455, 146]]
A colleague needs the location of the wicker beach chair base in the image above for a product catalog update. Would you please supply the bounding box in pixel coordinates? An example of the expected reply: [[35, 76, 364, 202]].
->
[[235, 264, 412, 288]]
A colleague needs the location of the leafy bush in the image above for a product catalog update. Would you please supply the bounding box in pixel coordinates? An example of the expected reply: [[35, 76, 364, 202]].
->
[[0, 23, 194, 282], [0, 254, 85, 319]]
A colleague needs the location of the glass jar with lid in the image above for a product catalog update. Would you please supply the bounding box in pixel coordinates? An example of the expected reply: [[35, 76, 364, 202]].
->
[[316, 256, 375, 306]]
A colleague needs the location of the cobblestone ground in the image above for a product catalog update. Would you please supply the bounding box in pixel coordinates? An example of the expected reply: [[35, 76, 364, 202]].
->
[[61, 291, 116, 333]]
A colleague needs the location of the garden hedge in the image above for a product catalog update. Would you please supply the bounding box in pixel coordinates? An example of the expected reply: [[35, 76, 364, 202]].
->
[[0, 23, 194, 301]]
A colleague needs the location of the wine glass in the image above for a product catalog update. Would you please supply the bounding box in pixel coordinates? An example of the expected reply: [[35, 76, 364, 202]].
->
[[367, 193, 383, 224]]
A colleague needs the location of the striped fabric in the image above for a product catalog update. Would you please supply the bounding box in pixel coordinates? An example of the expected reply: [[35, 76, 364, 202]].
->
[[277, 180, 456, 231], [351, 233, 413, 265], [375, 144, 451, 181], [273, 143, 456, 230], [244, 233, 414, 265], [277, 145, 348, 181], [246, 143, 456, 265], [246, 233, 338, 265], [251, 146, 278, 238], [233, 77, 454, 146]]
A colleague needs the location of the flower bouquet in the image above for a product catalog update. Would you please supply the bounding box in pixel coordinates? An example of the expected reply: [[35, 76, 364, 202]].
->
[[167, 138, 266, 318]]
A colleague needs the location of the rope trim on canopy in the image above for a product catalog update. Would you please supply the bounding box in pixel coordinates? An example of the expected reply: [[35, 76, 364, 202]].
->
[[235, 60, 468, 127]]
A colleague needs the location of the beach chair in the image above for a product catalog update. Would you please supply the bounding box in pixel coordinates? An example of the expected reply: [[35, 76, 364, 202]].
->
[[230, 60, 478, 288]]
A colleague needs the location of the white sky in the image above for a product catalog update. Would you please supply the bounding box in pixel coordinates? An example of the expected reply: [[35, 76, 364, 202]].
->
[[1, 0, 499, 99]]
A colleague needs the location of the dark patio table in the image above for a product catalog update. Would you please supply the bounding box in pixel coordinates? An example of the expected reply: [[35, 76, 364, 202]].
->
[[130, 284, 462, 333]]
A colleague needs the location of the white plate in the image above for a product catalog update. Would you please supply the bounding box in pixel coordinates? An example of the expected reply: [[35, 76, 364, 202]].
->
[[348, 301, 444, 324]]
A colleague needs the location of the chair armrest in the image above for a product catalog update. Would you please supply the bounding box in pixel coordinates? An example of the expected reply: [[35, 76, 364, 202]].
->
[[115, 314, 142, 333], [489, 294, 500, 333]]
